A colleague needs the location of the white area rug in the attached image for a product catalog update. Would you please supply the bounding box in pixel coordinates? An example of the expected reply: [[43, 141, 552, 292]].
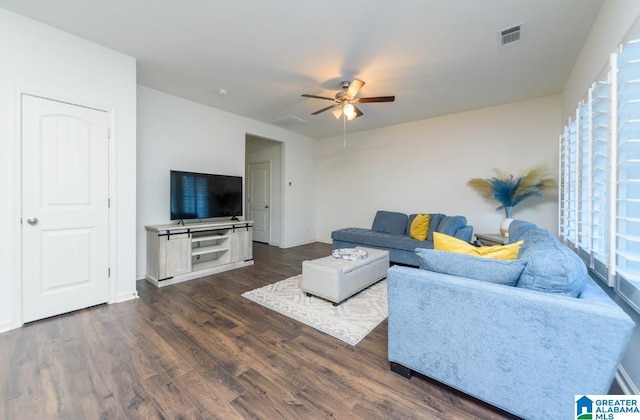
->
[[242, 275, 388, 346]]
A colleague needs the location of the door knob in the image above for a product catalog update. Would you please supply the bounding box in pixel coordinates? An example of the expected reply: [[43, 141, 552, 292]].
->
[[26, 217, 38, 225], [265, 205, 269, 209]]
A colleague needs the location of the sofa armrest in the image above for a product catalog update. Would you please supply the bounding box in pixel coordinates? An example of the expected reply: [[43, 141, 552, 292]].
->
[[387, 266, 634, 420]]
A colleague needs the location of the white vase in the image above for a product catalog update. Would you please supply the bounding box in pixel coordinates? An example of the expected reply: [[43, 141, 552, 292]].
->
[[500, 207, 514, 238]]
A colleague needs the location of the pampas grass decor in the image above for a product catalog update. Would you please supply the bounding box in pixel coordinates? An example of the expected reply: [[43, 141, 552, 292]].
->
[[467, 165, 557, 211]]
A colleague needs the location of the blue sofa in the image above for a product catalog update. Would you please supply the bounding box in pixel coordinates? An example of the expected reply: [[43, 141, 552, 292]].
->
[[387, 220, 635, 420], [331, 210, 473, 266]]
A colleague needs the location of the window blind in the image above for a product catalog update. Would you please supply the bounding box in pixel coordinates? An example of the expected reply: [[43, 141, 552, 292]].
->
[[559, 33, 640, 312], [578, 100, 592, 262], [560, 118, 578, 249], [615, 36, 640, 313], [590, 79, 611, 280]]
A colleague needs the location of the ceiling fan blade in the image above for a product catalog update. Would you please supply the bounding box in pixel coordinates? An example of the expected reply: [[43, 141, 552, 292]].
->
[[346, 79, 365, 98], [357, 96, 395, 103], [301, 94, 335, 101], [311, 104, 339, 115], [331, 107, 343, 120]]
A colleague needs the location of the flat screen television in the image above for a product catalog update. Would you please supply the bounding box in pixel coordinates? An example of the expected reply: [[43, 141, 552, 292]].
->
[[170, 170, 243, 221]]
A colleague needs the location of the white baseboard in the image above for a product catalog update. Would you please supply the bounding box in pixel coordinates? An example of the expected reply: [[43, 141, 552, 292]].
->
[[113, 290, 139, 303], [0, 320, 18, 334], [279, 240, 317, 249]]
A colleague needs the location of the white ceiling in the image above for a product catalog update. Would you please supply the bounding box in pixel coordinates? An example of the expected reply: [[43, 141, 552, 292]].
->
[[1, 0, 603, 139]]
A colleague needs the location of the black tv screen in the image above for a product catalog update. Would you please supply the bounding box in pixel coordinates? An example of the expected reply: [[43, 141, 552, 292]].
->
[[170, 170, 243, 220]]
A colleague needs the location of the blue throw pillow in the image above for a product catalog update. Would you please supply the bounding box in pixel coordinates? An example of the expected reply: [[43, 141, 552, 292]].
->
[[415, 248, 527, 286], [436, 216, 467, 237], [371, 211, 408, 235], [427, 213, 445, 241], [515, 228, 587, 297]]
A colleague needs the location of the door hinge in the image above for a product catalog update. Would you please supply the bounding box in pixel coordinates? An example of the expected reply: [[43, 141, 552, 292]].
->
[[108, 198, 111, 208], [108, 267, 111, 277], [107, 128, 111, 140]]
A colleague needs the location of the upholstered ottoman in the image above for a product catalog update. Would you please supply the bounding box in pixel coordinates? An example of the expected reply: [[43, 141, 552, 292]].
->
[[302, 247, 389, 305]]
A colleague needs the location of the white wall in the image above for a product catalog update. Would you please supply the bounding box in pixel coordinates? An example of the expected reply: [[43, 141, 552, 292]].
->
[[136, 86, 316, 279], [0, 9, 137, 332], [315, 95, 561, 242]]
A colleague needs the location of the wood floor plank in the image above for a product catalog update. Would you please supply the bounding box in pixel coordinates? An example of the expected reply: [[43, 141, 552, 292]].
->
[[127, 315, 195, 380], [85, 340, 166, 419], [250, 330, 364, 411], [140, 371, 203, 419], [235, 367, 315, 419], [172, 370, 243, 420], [150, 321, 246, 402], [228, 390, 286, 420]]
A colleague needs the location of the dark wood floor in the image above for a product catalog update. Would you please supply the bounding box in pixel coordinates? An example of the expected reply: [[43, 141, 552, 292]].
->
[[0, 241, 587, 419]]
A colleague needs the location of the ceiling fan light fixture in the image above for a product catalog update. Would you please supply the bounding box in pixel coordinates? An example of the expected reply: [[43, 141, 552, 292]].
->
[[331, 108, 342, 120], [343, 103, 357, 120]]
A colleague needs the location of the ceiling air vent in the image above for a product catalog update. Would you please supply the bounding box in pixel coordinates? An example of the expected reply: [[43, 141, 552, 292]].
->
[[272, 115, 305, 127], [500, 24, 522, 47]]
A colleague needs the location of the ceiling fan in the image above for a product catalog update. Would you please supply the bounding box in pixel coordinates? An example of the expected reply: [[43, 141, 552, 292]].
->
[[301, 79, 395, 121]]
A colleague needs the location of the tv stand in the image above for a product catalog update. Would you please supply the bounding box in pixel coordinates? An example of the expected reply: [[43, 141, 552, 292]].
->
[[145, 220, 253, 287]]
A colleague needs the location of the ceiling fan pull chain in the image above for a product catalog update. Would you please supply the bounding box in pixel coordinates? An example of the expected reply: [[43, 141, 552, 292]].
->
[[343, 111, 347, 147]]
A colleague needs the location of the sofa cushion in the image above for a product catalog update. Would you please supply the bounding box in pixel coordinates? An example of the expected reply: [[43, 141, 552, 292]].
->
[[332, 227, 433, 252], [372, 211, 408, 235], [427, 213, 445, 241], [416, 248, 527, 286], [508, 219, 537, 243], [409, 213, 430, 241], [434, 232, 523, 260], [436, 216, 467, 236], [516, 228, 587, 297]]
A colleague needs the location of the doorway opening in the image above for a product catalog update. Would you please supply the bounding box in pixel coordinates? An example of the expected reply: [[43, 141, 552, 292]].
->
[[245, 134, 283, 246]]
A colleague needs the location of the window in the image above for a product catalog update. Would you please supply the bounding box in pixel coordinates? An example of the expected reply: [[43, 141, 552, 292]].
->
[[559, 35, 640, 314], [560, 119, 578, 247], [616, 37, 640, 313]]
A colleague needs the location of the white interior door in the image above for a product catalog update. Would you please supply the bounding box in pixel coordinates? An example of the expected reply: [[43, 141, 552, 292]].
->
[[22, 95, 110, 323], [248, 162, 270, 243]]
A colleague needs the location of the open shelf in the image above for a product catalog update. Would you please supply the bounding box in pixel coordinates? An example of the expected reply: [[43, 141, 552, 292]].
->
[[191, 228, 231, 263], [192, 233, 230, 243], [192, 244, 230, 256]]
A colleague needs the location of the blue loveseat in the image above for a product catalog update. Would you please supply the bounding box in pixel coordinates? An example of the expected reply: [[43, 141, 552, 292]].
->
[[387, 220, 635, 420], [331, 210, 473, 266]]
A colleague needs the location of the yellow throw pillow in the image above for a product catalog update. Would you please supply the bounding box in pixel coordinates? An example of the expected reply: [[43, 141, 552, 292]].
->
[[433, 232, 523, 260], [410, 213, 430, 241]]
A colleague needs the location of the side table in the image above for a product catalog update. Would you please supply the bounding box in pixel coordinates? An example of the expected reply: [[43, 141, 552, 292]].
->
[[475, 233, 507, 246]]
